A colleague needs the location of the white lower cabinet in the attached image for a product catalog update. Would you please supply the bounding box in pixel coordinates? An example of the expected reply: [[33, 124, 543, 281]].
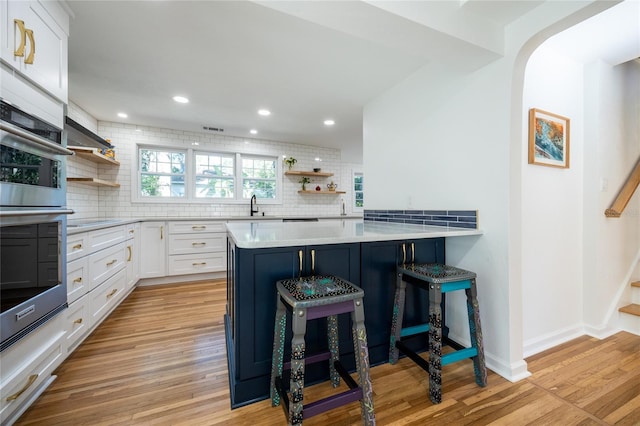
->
[[125, 223, 140, 290], [167, 221, 226, 276], [140, 221, 167, 278], [0, 313, 65, 425], [63, 297, 91, 353], [91, 269, 126, 322]]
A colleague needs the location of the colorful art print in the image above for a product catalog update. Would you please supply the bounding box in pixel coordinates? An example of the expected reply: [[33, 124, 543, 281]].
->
[[528, 108, 570, 168]]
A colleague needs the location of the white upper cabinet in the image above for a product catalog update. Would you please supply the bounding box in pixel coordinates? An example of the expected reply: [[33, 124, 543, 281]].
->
[[1, 0, 69, 103]]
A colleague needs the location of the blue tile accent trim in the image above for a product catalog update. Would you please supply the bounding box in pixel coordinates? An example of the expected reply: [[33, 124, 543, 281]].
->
[[364, 209, 477, 229]]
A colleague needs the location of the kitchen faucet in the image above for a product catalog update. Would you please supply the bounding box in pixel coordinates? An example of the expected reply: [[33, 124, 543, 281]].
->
[[250, 194, 258, 216]]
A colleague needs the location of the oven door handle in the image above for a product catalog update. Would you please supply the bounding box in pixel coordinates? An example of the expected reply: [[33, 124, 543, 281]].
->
[[1, 122, 75, 156], [0, 209, 74, 217]]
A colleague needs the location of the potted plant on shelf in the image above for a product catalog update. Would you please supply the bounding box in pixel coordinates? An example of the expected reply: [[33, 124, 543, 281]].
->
[[284, 156, 297, 170], [299, 177, 311, 191]]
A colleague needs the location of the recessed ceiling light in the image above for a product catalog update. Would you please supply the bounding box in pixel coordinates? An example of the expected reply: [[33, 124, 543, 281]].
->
[[173, 96, 189, 103], [117, 112, 128, 118], [324, 119, 335, 126], [258, 109, 271, 116], [250, 129, 258, 135]]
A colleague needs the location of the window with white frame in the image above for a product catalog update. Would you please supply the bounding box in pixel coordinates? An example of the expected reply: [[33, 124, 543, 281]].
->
[[242, 156, 277, 199], [194, 152, 235, 198], [136, 145, 280, 203], [139, 148, 186, 197], [353, 171, 363, 210]]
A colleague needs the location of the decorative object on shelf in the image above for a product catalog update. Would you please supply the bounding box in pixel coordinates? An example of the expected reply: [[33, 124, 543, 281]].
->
[[284, 156, 297, 170], [299, 176, 311, 190], [327, 181, 338, 191], [313, 167, 321, 172], [315, 185, 321, 191], [528, 108, 570, 169]]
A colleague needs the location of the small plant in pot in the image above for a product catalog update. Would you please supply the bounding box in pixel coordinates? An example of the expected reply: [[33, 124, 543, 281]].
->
[[299, 177, 311, 190], [284, 156, 297, 170]]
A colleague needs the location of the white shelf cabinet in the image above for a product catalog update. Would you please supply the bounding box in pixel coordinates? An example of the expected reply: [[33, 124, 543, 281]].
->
[[139, 222, 167, 278]]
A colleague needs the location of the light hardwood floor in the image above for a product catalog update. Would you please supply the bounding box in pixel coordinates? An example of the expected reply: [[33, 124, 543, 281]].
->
[[15, 280, 640, 425]]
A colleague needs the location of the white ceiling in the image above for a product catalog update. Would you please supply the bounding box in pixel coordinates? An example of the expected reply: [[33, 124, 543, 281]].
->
[[66, 1, 638, 163]]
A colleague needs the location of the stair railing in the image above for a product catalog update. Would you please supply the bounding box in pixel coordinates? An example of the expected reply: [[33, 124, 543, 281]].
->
[[605, 157, 640, 217]]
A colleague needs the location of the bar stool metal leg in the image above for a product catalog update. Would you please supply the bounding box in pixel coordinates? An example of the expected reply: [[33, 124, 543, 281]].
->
[[389, 272, 407, 364], [428, 284, 443, 404], [271, 295, 287, 407], [289, 309, 307, 425], [352, 298, 375, 425], [466, 278, 487, 387], [327, 314, 340, 387]]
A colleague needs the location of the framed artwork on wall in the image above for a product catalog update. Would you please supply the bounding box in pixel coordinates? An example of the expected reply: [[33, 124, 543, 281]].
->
[[528, 108, 570, 168]]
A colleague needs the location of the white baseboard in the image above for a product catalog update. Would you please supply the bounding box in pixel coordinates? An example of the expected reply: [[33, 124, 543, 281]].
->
[[523, 324, 585, 358]]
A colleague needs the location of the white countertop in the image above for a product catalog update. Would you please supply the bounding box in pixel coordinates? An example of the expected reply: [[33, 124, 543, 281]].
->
[[226, 220, 483, 249]]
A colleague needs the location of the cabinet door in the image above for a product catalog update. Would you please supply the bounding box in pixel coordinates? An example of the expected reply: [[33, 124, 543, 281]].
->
[[139, 222, 166, 278], [0, 0, 68, 102], [125, 223, 140, 289]]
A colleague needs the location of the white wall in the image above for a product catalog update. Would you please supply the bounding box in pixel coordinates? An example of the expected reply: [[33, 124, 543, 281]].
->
[[363, 1, 621, 381], [66, 117, 362, 219], [521, 47, 585, 355]]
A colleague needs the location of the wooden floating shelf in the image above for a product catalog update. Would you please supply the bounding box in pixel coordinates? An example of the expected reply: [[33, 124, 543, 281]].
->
[[68, 146, 120, 166], [298, 190, 345, 194], [285, 171, 333, 177], [67, 178, 120, 188]]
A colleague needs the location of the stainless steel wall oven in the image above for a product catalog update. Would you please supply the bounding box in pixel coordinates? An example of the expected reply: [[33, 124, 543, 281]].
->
[[1, 99, 74, 351]]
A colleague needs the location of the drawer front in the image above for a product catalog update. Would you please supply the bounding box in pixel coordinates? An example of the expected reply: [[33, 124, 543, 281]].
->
[[169, 221, 226, 234], [67, 232, 88, 262], [64, 297, 92, 353], [0, 332, 64, 423], [91, 269, 126, 323], [88, 226, 126, 252], [168, 233, 225, 256], [125, 222, 139, 240], [167, 252, 225, 276], [66, 257, 89, 304], [89, 242, 126, 290]]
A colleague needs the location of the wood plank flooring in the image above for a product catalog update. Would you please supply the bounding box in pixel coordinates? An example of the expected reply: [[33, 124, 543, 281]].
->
[[15, 280, 640, 425]]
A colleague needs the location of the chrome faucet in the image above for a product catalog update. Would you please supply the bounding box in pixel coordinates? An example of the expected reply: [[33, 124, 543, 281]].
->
[[250, 194, 258, 216]]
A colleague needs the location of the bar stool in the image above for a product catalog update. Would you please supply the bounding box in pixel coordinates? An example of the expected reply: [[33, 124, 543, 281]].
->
[[389, 263, 487, 404], [270, 275, 375, 425]]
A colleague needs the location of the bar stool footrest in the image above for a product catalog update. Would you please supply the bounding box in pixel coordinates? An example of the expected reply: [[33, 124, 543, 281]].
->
[[442, 347, 478, 366], [395, 340, 430, 373], [274, 360, 363, 421]]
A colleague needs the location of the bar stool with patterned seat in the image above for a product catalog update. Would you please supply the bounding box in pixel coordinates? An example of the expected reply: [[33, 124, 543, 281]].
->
[[270, 275, 375, 425], [389, 263, 487, 404]]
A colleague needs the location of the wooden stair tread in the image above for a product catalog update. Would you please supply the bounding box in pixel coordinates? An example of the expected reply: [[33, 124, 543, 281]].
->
[[631, 281, 640, 288], [619, 303, 640, 316]]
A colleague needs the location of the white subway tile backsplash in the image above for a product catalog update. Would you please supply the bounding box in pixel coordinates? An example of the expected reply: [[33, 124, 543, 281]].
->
[[67, 121, 360, 219]]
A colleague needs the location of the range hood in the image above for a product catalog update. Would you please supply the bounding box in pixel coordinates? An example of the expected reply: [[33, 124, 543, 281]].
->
[[64, 117, 113, 149]]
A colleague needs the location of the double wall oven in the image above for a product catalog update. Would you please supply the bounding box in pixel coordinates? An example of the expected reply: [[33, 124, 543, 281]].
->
[[0, 99, 74, 351]]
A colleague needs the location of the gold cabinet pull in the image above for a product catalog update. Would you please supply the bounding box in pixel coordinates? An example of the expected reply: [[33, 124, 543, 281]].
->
[[24, 28, 35, 64], [73, 243, 82, 250], [192, 262, 206, 266], [73, 318, 83, 325], [402, 243, 406, 264], [160, 226, 164, 240], [192, 242, 206, 246], [192, 225, 206, 230], [106, 259, 117, 266], [311, 249, 316, 275], [13, 19, 26, 57], [73, 277, 82, 283], [107, 288, 117, 298], [127, 246, 132, 262], [298, 249, 303, 278], [129, 229, 135, 234], [6, 374, 38, 402], [411, 242, 415, 263]]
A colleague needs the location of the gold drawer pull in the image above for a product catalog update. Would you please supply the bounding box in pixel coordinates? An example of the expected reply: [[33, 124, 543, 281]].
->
[[127, 246, 132, 262], [192, 242, 206, 246], [13, 19, 26, 57], [106, 259, 117, 266], [73, 277, 82, 283], [129, 229, 135, 234], [24, 28, 35, 64], [6, 374, 38, 402], [73, 244, 83, 250], [192, 225, 206, 230], [74, 318, 83, 325], [192, 262, 206, 266], [107, 288, 118, 298]]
